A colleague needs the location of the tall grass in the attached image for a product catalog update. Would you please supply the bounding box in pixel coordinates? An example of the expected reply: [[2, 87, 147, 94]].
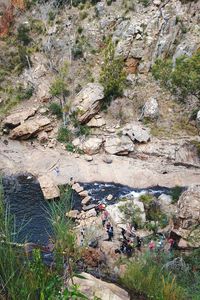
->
[[120, 254, 186, 300], [0, 181, 87, 299]]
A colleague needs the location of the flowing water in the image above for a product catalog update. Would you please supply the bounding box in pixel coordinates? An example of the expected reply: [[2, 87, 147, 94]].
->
[[2, 174, 177, 246]]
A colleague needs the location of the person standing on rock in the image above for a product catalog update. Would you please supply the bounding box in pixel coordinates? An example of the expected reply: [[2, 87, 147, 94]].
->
[[107, 224, 114, 241], [101, 209, 109, 227], [136, 236, 142, 251], [54, 166, 60, 176]]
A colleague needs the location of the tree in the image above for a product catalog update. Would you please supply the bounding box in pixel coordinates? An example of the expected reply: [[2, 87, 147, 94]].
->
[[50, 62, 69, 125], [100, 39, 126, 105], [152, 49, 200, 101]]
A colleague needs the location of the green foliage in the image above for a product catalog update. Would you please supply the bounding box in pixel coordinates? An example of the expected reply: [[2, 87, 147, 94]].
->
[[50, 62, 69, 98], [139, 0, 150, 7], [72, 40, 84, 60], [106, 0, 114, 5], [57, 127, 73, 143], [80, 11, 88, 20], [30, 19, 45, 34], [139, 193, 154, 205], [17, 24, 32, 46], [100, 39, 126, 104], [119, 201, 144, 228], [152, 50, 200, 100], [120, 255, 186, 300], [170, 186, 183, 203], [49, 102, 62, 118], [77, 124, 91, 137], [0, 85, 34, 116]]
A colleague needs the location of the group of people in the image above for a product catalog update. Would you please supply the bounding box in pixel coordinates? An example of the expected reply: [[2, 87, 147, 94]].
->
[[116, 228, 142, 257], [148, 237, 176, 253]]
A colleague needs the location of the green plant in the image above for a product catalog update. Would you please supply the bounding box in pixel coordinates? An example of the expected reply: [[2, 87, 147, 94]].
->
[[50, 62, 69, 125], [77, 26, 83, 34], [80, 11, 88, 20], [57, 127, 73, 143], [120, 255, 186, 300], [49, 102, 62, 118], [139, 193, 154, 205], [17, 24, 32, 45], [100, 39, 126, 105], [119, 202, 144, 229], [152, 50, 200, 101], [0, 85, 34, 117], [139, 0, 150, 7], [66, 143, 75, 152], [77, 124, 91, 137], [170, 186, 183, 203]]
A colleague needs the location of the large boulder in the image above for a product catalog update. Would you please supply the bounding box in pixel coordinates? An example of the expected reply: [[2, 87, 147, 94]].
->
[[82, 137, 103, 155], [38, 175, 60, 200], [158, 194, 176, 217], [87, 115, 106, 127], [72, 83, 104, 124], [10, 117, 52, 140], [143, 97, 159, 120], [104, 135, 134, 155], [122, 123, 151, 143], [3, 107, 37, 128], [72, 272, 130, 300], [172, 185, 200, 248], [177, 186, 200, 229]]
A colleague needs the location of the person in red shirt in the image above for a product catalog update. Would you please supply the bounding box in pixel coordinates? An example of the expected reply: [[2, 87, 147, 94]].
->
[[148, 240, 155, 251], [168, 238, 175, 252]]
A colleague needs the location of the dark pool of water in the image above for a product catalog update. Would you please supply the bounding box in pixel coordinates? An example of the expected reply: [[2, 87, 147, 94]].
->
[[2, 174, 52, 245]]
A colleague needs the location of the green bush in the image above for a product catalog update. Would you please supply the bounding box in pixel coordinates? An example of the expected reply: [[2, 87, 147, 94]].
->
[[100, 39, 126, 104], [77, 124, 91, 137], [119, 202, 144, 229], [17, 24, 32, 46], [57, 127, 73, 143], [49, 102, 62, 118], [170, 186, 183, 203], [139, 0, 150, 7], [139, 193, 154, 205], [152, 50, 200, 101], [72, 42, 84, 60]]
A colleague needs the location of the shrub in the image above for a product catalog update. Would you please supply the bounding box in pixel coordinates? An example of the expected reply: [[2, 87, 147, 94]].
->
[[119, 202, 144, 229], [72, 42, 84, 60], [152, 50, 200, 101], [77, 124, 91, 137], [100, 39, 126, 104], [49, 102, 62, 118], [57, 127, 73, 143], [17, 24, 31, 45], [170, 186, 183, 203], [80, 11, 88, 20], [139, 193, 154, 205], [139, 0, 150, 7]]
